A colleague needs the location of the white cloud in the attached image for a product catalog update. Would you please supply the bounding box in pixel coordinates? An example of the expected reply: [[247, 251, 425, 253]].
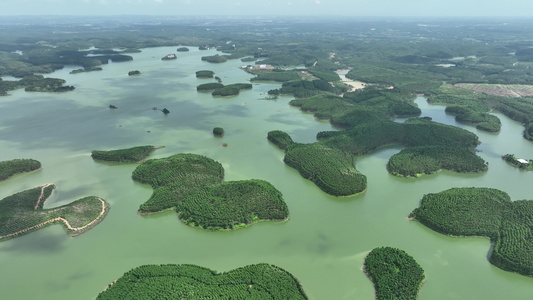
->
[[315, 0, 321, 4]]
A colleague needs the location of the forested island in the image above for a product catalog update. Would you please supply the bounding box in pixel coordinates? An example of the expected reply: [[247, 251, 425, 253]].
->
[[410, 187, 533, 276], [195, 70, 214, 78], [0, 184, 109, 241], [70, 67, 102, 74], [97, 263, 308, 299], [132, 153, 289, 230], [364, 247, 425, 300], [0, 158, 41, 181], [91, 145, 158, 163], [201, 54, 228, 63], [197, 82, 252, 96], [502, 154, 533, 170]]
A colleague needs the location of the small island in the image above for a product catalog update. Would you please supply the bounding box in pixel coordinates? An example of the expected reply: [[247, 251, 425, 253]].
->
[[201, 54, 228, 63], [97, 263, 308, 300], [0, 158, 41, 181], [69, 67, 103, 74], [212, 127, 224, 137], [161, 54, 177, 60], [176, 47, 189, 52], [502, 154, 533, 170], [196, 82, 224, 91], [364, 247, 425, 300], [132, 153, 289, 230], [410, 187, 533, 276], [196, 82, 252, 97], [91, 146, 159, 163], [128, 70, 141, 76], [0, 184, 109, 241], [195, 70, 215, 78], [212, 86, 240, 97]]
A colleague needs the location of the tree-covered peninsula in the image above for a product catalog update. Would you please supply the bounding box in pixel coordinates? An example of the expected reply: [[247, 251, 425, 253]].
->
[[132, 153, 289, 230], [0, 184, 109, 241], [410, 187, 533, 276], [364, 247, 425, 300], [268, 89, 486, 195], [97, 263, 308, 300], [91, 145, 158, 163], [0, 158, 41, 181]]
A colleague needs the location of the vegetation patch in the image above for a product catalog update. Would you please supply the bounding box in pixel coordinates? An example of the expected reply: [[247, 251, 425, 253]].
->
[[0, 158, 41, 181], [410, 187, 533, 276], [271, 91, 485, 195], [502, 154, 533, 170], [69, 67, 102, 74], [196, 82, 224, 91], [250, 70, 301, 82], [364, 247, 425, 300], [132, 153, 289, 230], [97, 263, 308, 300], [0, 75, 74, 95], [212, 86, 240, 97], [178, 180, 288, 230], [212, 127, 224, 137], [195, 70, 214, 78], [387, 145, 488, 177], [91, 145, 157, 163], [201, 54, 228, 63], [128, 70, 141, 76], [0, 184, 109, 241], [269, 79, 343, 98], [429, 86, 533, 135], [176, 47, 189, 52], [284, 143, 367, 196], [267, 130, 294, 150]]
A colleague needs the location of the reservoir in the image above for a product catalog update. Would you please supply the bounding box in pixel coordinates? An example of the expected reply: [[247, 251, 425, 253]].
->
[[0, 46, 532, 299]]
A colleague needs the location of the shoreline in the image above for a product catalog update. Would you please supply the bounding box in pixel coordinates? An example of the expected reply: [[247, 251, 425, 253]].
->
[[0, 190, 109, 241]]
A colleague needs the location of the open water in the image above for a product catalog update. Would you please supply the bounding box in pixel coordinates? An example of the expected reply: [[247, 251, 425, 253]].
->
[[0, 46, 532, 299]]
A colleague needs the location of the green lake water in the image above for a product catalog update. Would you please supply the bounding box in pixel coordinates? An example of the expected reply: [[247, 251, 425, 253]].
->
[[0, 46, 532, 299]]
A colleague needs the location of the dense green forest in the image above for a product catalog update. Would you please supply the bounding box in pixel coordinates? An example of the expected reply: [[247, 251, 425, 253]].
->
[[282, 142, 367, 196], [177, 179, 289, 230], [364, 247, 425, 300], [410, 187, 533, 276], [132, 153, 289, 230], [97, 263, 308, 299], [0, 158, 41, 181], [91, 145, 157, 163], [269, 89, 486, 194], [0, 184, 108, 241]]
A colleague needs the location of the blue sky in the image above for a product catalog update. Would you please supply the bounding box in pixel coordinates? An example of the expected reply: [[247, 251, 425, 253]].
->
[[1, 0, 532, 17]]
